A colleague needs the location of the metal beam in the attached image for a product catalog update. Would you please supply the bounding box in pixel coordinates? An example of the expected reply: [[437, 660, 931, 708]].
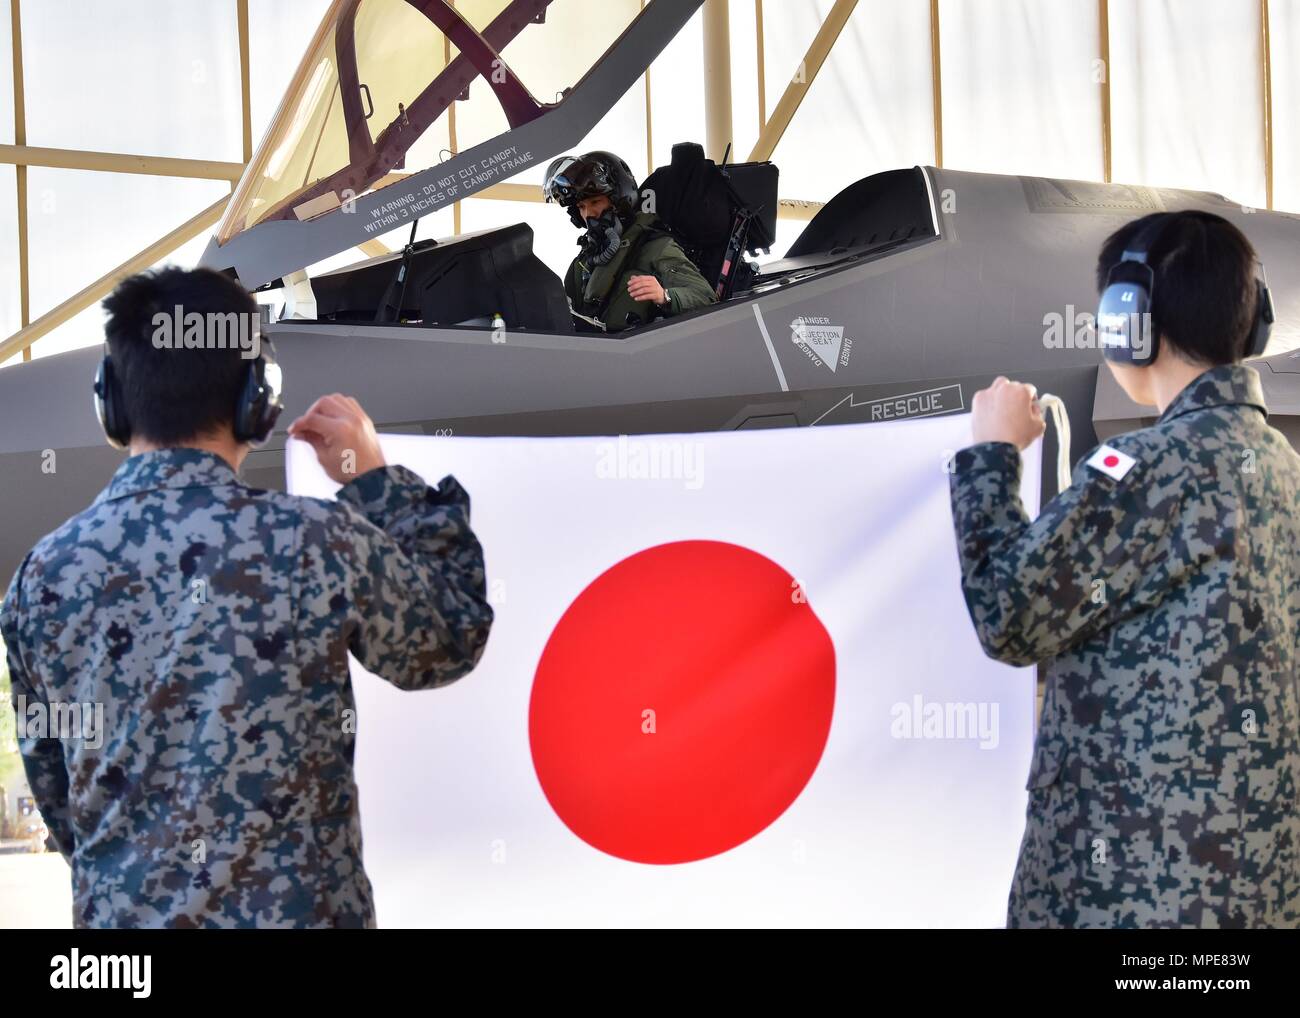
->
[[930, 0, 943, 168], [645, 61, 654, 176], [444, 9, 462, 235], [747, 0, 859, 163], [237, 0, 252, 162], [1099, 0, 1112, 182], [10, 0, 29, 360], [702, 0, 733, 163], [482, 182, 544, 202], [0, 197, 229, 365], [0, 144, 246, 181], [1261, 0, 1273, 209], [755, 0, 766, 133], [776, 197, 823, 221], [643, 0, 654, 174]]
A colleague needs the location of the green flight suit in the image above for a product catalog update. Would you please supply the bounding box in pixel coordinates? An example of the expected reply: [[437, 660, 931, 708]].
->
[[563, 212, 717, 332]]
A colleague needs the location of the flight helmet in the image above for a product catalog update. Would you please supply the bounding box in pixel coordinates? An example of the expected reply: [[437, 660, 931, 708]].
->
[[544, 151, 641, 228]]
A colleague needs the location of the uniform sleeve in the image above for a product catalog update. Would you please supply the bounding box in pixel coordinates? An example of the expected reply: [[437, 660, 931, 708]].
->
[[948, 439, 1176, 667], [563, 258, 580, 308], [324, 465, 494, 690], [1, 557, 76, 860], [658, 242, 718, 315]]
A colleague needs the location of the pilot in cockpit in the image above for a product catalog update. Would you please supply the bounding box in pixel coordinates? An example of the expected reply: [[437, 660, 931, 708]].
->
[[543, 150, 716, 333]]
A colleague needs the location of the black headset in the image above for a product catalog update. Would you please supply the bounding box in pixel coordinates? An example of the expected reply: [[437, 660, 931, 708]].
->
[[92, 352, 130, 449], [1097, 212, 1275, 366], [93, 335, 284, 450]]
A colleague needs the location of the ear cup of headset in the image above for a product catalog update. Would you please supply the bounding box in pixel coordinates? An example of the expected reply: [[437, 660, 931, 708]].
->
[[233, 362, 259, 442], [1247, 277, 1274, 358], [93, 355, 130, 449], [1097, 264, 1159, 367], [233, 343, 284, 445], [1098, 214, 1172, 368]]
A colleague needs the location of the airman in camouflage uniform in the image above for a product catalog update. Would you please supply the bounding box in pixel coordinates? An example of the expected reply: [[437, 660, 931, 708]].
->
[[2, 446, 492, 928], [5, 265, 494, 928], [950, 364, 1300, 927]]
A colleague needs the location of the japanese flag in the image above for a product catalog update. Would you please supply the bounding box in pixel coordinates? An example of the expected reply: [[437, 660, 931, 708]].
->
[[1086, 443, 1137, 481], [287, 414, 1041, 927]]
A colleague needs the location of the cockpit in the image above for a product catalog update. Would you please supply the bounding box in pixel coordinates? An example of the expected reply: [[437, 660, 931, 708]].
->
[[275, 151, 940, 337]]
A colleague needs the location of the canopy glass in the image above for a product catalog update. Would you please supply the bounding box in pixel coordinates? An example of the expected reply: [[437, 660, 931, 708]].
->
[[217, 0, 641, 244]]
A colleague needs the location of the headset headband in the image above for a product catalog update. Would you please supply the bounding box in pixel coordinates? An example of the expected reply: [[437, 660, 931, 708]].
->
[[1116, 212, 1173, 267]]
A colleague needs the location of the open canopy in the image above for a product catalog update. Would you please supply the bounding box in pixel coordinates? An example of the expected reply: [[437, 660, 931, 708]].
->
[[221, 0, 555, 242], [208, 0, 698, 288]]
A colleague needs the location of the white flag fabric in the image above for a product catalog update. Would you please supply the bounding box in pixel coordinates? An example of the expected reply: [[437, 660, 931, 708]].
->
[[287, 414, 1042, 927]]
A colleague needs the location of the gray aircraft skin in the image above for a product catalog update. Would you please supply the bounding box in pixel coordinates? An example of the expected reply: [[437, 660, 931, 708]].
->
[[1, 0, 1298, 591]]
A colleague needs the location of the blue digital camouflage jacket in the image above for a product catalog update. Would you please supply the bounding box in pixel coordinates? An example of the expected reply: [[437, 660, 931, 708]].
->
[[950, 364, 1300, 928], [1, 449, 493, 928]]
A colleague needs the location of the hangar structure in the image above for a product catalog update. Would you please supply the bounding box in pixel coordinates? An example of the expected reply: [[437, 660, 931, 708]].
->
[[0, 0, 1298, 587]]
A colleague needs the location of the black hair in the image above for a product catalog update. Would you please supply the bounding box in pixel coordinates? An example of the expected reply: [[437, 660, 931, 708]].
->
[[101, 267, 258, 445], [1095, 210, 1261, 366]]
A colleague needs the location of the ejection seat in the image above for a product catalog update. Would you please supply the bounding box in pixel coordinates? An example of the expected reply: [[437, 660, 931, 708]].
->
[[639, 142, 778, 300]]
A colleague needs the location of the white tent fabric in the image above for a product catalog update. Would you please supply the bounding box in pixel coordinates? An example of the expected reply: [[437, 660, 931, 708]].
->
[[766, 0, 937, 199], [1268, 0, 1300, 213], [941, 0, 1104, 180], [1, 0, 1297, 361], [1109, 0, 1267, 208]]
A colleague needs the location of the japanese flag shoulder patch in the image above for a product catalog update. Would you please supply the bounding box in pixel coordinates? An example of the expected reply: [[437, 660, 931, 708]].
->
[[1086, 443, 1137, 481]]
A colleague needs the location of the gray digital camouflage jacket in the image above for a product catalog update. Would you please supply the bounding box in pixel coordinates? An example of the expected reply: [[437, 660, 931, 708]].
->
[[1, 449, 493, 928], [950, 364, 1299, 928]]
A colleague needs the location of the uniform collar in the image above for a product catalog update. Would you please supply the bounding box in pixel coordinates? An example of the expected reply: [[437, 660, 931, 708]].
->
[[1156, 363, 1268, 425], [95, 448, 243, 504]]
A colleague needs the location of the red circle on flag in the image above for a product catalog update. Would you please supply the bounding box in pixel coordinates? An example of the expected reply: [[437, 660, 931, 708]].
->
[[529, 540, 836, 865], [1103, 454, 1120, 468]]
